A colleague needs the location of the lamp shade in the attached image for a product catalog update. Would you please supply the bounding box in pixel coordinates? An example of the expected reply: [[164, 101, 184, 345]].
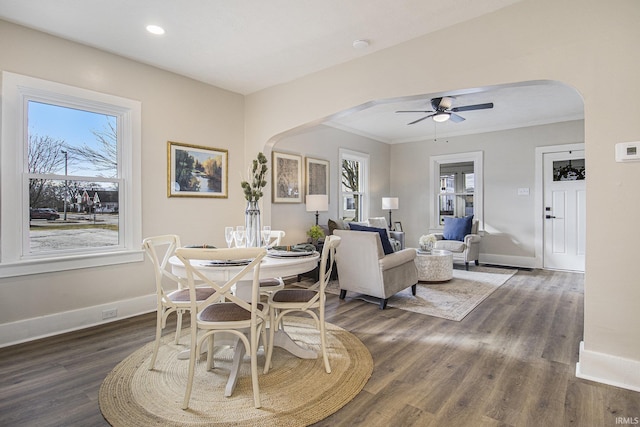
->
[[382, 197, 399, 210], [306, 194, 329, 212]]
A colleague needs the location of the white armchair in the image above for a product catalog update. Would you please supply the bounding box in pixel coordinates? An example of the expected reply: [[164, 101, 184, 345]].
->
[[433, 218, 481, 270], [333, 229, 418, 309]]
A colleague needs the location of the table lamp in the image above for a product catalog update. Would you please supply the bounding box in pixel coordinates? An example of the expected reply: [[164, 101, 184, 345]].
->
[[306, 194, 329, 226], [382, 197, 398, 229]]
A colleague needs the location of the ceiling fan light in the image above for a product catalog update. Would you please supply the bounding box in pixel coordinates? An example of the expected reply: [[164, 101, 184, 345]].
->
[[146, 24, 165, 35], [433, 112, 450, 122]]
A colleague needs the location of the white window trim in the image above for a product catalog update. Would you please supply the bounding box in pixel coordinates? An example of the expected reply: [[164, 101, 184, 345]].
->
[[1, 72, 143, 278], [338, 148, 369, 221], [429, 151, 483, 231]]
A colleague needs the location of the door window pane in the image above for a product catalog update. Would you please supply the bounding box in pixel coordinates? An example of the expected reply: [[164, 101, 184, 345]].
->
[[552, 158, 585, 181]]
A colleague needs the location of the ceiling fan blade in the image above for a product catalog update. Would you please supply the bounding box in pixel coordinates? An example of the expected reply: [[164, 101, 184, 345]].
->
[[451, 102, 494, 112], [449, 113, 465, 123], [396, 110, 433, 113], [407, 114, 435, 125]]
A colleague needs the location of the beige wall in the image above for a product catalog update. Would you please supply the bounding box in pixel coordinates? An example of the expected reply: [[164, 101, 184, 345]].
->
[[244, 0, 640, 388], [0, 21, 247, 334]]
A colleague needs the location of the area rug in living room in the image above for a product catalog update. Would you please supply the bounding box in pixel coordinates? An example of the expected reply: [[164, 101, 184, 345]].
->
[[99, 317, 372, 427], [326, 266, 516, 321]]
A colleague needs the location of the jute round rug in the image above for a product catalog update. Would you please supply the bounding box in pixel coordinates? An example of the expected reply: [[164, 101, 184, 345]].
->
[[99, 317, 372, 426]]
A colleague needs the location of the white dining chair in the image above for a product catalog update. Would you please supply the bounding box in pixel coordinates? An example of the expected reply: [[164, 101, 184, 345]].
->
[[264, 230, 285, 247], [259, 230, 286, 296], [263, 235, 340, 374], [176, 247, 268, 409], [142, 234, 216, 370]]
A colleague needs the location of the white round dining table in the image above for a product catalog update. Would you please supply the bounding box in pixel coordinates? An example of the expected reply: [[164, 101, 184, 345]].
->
[[169, 252, 319, 292], [168, 251, 320, 396]]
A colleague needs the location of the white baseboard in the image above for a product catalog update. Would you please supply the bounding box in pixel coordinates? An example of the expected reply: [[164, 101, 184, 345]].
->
[[0, 294, 156, 348], [576, 341, 640, 393], [479, 254, 536, 269]]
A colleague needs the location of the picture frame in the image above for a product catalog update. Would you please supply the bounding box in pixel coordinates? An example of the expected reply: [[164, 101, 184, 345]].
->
[[305, 157, 329, 199], [393, 221, 403, 232], [272, 151, 303, 203], [167, 141, 228, 198]]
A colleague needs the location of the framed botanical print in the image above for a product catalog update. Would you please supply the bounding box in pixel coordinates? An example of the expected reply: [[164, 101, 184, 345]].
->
[[272, 151, 302, 203], [167, 141, 228, 198], [305, 157, 329, 200]]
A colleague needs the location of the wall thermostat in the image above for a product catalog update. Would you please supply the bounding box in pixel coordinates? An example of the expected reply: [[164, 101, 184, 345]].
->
[[615, 141, 640, 162]]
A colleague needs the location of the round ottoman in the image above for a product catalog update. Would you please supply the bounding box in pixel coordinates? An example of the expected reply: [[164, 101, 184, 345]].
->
[[414, 249, 453, 282]]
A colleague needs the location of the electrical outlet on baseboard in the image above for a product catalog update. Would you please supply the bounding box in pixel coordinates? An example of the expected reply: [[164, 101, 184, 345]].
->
[[102, 308, 117, 320]]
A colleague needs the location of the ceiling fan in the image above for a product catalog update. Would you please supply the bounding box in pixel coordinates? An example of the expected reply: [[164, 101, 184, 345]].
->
[[396, 96, 494, 125]]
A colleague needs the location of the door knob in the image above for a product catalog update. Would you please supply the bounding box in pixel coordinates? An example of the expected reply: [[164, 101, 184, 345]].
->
[[545, 215, 556, 219]]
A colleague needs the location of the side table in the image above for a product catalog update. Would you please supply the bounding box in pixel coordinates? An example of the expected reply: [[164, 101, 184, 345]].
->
[[414, 249, 453, 282]]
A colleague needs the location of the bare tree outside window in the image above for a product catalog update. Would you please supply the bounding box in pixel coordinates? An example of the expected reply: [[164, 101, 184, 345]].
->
[[341, 159, 360, 220], [28, 135, 67, 208], [62, 119, 117, 177]]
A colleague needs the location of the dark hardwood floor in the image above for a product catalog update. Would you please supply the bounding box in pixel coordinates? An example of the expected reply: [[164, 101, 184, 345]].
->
[[1, 268, 638, 426]]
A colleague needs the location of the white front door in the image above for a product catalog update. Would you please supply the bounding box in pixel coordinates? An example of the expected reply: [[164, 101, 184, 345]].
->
[[543, 150, 586, 271]]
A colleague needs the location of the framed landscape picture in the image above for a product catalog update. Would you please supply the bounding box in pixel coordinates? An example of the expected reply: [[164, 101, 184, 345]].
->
[[167, 141, 228, 198], [305, 157, 329, 200], [272, 151, 302, 203]]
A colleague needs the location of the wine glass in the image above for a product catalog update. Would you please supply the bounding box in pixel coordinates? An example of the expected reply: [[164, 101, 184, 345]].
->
[[261, 226, 271, 247], [234, 226, 246, 248], [224, 226, 235, 248]]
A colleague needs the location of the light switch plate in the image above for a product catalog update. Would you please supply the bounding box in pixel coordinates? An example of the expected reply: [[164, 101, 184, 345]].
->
[[517, 187, 530, 196]]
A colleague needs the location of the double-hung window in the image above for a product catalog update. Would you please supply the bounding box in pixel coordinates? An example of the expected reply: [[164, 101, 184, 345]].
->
[[430, 151, 483, 229], [1, 72, 142, 277]]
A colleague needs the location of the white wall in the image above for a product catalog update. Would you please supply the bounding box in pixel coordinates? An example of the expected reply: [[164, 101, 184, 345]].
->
[[0, 20, 247, 344], [243, 0, 640, 391], [271, 125, 390, 244], [392, 120, 584, 267]]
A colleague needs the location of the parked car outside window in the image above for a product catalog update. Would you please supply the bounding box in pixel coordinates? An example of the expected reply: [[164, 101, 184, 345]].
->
[[30, 208, 60, 220]]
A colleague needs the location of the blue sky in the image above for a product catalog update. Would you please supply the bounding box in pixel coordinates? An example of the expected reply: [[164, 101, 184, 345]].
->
[[28, 101, 116, 176]]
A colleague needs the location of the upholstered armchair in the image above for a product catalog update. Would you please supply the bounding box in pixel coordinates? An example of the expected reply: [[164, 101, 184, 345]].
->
[[333, 229, 418, 309], [433, 217, 481, 270]]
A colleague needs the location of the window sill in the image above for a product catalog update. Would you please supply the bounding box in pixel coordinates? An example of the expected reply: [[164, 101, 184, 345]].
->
[[0, 250, 144, 278]]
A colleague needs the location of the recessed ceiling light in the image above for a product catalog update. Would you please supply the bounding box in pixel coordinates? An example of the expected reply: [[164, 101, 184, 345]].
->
[[352, 39, 369, 49], [146, 25, 165, 35]]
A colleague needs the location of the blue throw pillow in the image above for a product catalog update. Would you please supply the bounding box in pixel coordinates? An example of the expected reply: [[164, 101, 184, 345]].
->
[[443, 216, 474, 241], [348, 223, 395, 255]]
